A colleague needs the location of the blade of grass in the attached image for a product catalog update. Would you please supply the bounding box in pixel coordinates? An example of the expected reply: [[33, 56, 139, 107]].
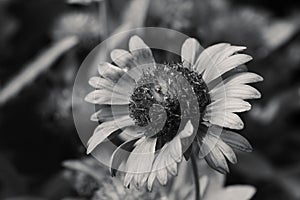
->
[[0, 36, 78, 106]]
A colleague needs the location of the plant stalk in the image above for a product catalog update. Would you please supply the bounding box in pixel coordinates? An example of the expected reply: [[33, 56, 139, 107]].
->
[[191, 154, 200, 200]]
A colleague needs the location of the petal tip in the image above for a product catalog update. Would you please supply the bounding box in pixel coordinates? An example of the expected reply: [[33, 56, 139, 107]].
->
[[257, 75, 264, 82], [86, 146, 93, 154], [129, 35, 149, 51], [84, 93, 94, 103]]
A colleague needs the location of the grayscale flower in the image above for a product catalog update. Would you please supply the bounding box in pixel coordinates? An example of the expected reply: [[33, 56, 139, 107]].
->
[[85, 35, 262, 190]]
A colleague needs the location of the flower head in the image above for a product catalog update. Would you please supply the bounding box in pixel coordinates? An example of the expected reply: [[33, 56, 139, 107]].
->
[[85, 35, 262, 190]]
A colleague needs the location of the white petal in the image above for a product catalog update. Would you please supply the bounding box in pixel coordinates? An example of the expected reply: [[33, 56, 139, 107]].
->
[[111, 49, 137, 69], [180, 121, 195, 155], [157, 167, 168, 185], [199, 133, 218, 158], [224, 72, 263, 85], [168, 136, 182, 162], [98, 62, 124, 81], [90, 105, 130, 122], [84, 89, 130, 105], [97, 63, 136, 95], [147, 143, 179, 190], [110, 138, 138, 176], [150, 146, 170, 186], [129, 35, 150, 51], [147, 171, 156, 191], [205, 146, 229, 174], [206, 98, 251, 113], [194, 43, 230, 74], [214, 45, 247, 64], [88, 76, 114, 89], [217, 139, 237, 164], [210, 85, 261, 101], [87, 116, 134, 153], [220, 130, 252, 152], [203, 111, 244, 130], [124, 173, 133, 188], [118, 126, 145, 140], [164, 140, 182, 168], [181, 38, 202, 68], [125, 137, 157, 188], [179, 120, 194, 138], [166, 157, 178, 176], [129, 35, 155, 65], [203, 54, 253, 83]]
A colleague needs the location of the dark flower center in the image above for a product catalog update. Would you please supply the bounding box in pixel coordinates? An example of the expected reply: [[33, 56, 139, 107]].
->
[[129, 63, 210, 146]]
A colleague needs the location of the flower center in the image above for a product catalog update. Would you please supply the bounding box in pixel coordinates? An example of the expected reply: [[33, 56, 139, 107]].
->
[[129, 63, 210, 145]]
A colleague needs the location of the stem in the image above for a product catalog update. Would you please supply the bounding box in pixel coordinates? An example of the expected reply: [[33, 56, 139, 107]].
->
[[191, 154, 200, 200], [99, 0, 108, 38]]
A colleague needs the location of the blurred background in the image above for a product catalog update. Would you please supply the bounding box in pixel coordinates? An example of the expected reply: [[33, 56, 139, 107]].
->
[[0, 0, 300, 199]]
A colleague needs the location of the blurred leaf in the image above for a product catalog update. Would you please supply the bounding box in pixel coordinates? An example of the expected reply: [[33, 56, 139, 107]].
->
[[262, 12, 300, 54]]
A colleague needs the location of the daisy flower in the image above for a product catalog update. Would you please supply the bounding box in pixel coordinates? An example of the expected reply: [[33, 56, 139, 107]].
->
[[85, 35, 262, 190]]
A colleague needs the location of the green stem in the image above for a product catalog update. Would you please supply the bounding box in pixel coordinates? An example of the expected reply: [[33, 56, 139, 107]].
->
[[191, 154, 200, 200]]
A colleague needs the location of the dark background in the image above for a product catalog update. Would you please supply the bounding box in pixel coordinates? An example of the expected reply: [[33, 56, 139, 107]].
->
[[0, 0, 300, 199]]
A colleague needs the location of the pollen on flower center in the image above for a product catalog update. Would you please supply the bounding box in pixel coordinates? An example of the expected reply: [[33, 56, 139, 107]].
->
[[129, 63, 210, 146]]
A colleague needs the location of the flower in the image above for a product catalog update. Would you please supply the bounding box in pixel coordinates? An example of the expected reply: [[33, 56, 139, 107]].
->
[[85, 35, 262, 190]]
